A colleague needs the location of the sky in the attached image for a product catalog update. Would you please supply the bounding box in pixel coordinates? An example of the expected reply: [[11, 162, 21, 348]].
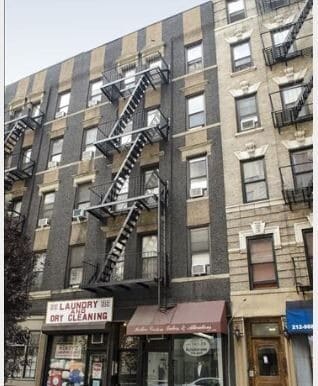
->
[[5, 0, 208, 85]]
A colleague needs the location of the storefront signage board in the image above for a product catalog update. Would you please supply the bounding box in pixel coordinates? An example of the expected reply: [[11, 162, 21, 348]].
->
[[55, 344, 82, 359], [46, 298, 113, 324], [183, 338, 210, 356]]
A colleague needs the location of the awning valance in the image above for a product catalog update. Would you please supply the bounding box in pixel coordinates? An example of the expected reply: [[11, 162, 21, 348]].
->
[[286, 300, 313, 335], [126, 300, 227, 335]]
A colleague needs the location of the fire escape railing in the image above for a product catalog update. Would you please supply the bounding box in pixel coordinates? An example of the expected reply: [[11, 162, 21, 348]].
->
[[269, 76, 313, 132], [5, 152, 36, 191], [260, 0, 312, 67], [292, 256, 312, 293], [279, 162, 313, 209], [257, 0, 306, 15]]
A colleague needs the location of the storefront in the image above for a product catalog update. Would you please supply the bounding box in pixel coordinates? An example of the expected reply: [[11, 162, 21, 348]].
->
[[42, 298, 228, 386], [286, 300, 313, 386]]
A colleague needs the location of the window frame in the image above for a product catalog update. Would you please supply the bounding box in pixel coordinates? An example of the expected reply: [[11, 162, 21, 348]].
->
[[142, 166, 159, 196], [227, 0, 246, 24], [247, 234, 278, 290], [48, 137, 63, 166], [231, 39, 252, 72], [270, 24, 297, 57], [241, 157, 269, 203], [74, 183, 91, 210], [235, 93, 260, 132], [188, 155, 208, 198], [189, 226, 211, 276], [31, 252, 46, 291], [56, 91, 71, 116], [87, 79, 103, 106], [39, 191, 55, 222], [187, 93, 206, 129], [289, 146, 313, 189], [21, 147, 32, 166], [140, 233, 158, 279], [67, 245, 85, 288], [82, 127, 98, 158], [302, 228, 313, 286], [186, 41, 203, 74]]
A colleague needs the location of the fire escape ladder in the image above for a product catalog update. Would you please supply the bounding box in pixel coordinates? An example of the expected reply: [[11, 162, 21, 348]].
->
[[4, 121, 28, 155], [96, 202, 144, 283], [283, 0, 313, 55], [101, 133, 148, 205], [293, 74, 313, 119]]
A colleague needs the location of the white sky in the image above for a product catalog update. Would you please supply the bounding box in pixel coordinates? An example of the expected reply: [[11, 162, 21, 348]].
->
[[5, 0, 208, 85]]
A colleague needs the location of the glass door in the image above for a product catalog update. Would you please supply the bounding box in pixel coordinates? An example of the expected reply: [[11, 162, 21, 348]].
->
[[87, 353, 107, 386], [146, 351, 169, 386]]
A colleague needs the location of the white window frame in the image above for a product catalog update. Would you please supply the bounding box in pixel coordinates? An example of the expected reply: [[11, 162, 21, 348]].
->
[[186, 42, 203, 73], [187, 93, 205, 129]]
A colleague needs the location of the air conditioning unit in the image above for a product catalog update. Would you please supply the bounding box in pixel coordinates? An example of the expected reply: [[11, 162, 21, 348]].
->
[[38, 218, 51, 228], [48, 161, 59, 169], [241, 117, 257, 131], [88, 99, 99, 107], [55, 111, 66, 119], [191, 264, 208, 276], [82, 151, 94, 161], [72, 208, 87, 220], [190, 187, 204, 198]]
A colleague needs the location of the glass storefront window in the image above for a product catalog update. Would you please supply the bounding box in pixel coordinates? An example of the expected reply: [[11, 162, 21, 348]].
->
[[47, 335, 87, 386], [174, 334, 223, 386], [118, 326, 139, 386], [251, 323, 280, 337]]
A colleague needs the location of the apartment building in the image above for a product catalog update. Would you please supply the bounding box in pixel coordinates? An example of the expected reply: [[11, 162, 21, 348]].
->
[[214, 1, 313, 386], [4, 3, 233, 386]]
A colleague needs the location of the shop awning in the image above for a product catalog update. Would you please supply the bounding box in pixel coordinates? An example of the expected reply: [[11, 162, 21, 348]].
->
[[286, 300, 313, 335], [126, 300, 227, 335]]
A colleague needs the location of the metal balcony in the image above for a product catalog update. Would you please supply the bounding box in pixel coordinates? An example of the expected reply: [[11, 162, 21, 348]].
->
[[5, 209, 26, 234], [4, 153, 36, 191], [256, 0, 305, 15], [101, 53, 170, 103], [279, 162, 313, 209], [292, 256, 312, 294]]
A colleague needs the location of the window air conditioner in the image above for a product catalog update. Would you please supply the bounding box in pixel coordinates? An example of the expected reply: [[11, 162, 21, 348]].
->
[[38, 218, 51, 228], [88, 99, 99, 107], [191, 264, 208, 276], [190, 187, 204, 198], [55, 111, 66, 119], [48, 161, 59, 169], [72, 208, 87, 220], [240, 117, 257, 131], [82, 151, 94, 161]]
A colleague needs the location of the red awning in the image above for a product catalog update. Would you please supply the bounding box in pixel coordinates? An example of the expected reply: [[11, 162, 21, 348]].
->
[[126, 300, 227, 335]]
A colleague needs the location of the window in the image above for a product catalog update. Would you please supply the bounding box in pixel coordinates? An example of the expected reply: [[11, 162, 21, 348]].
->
[[302, 229, 313, 285], [22, 147, 32, 166], [187, 94, 205, 129], [32, 252, 46, 291], [10, 199, 22, 217], [143, 168, 159, 195], [236, 94, 260, 131], [56, 91, 70, 117], [147, 108, 161, 127], [48, 137, 63, 167], [189, 156, 208, 198], [231, 40, 252, 72], [39, 192, 55, 223], [121, 120, 132, 145], [290, 147, 313, 188], [280, 83, 309, 118], [75, 183, 91, 210], [116, 177, 129, 211], [272, 27, 296, 57], [108, 239, 125, 281], [68, 245, 85, 287], [31, 103, 41, 120], [186, 42, 203, 73], [247, 235, 278, 289], [190, 227, 210, 275], [241, 158, 268, 203], [82, 127, 97, 158], [88, 79, 102, 106], [122, 67, 136, 90], [227, 0, 245, 23], [9, 332, 40, 379], [142, 235, 157, 279]]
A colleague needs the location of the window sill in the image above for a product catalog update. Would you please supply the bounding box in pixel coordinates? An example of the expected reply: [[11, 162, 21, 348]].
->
[[71, 219, 88, 225], [187, 196, 209, 203], [235, 127, 264, 137], [35, 226, 51, 231], [231, 65, 257, 77]]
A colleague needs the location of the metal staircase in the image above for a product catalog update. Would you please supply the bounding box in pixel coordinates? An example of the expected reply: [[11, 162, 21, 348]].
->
[[262, 0, 313, 66], [293, 74, 313, 119]]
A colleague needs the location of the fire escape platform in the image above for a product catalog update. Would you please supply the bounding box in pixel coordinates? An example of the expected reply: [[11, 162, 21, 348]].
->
[[81, 277, 157, 293]]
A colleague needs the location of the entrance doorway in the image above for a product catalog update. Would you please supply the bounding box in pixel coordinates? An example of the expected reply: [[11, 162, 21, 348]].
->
[[144, 338, 170, 386], [87, 352, 107, 386], [247, 319, 287, 386]]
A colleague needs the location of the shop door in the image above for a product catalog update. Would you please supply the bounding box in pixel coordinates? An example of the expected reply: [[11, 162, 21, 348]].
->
[[87, 353, 107, 386], [251, 339, 286, 386], [145, 351, 169, 386]]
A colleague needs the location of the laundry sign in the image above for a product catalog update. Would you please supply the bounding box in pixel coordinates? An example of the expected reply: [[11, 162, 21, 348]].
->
[[46, 298, 113, 324], [55, 344, 82, 359], [183, 338, 210, 357]]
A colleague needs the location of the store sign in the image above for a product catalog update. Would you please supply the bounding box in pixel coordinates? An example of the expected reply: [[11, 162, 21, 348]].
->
[[183, 338, 210, 357], [46, 298, 113, 324], [286, 300, 313, 334], [55, 344, 82, 359], [92, 362, 103, 379]]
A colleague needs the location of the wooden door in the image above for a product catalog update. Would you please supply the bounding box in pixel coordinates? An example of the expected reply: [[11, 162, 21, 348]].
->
[[251, 338, 286, 386]]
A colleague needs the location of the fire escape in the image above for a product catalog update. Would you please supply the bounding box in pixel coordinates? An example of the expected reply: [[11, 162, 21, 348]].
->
[[81, 54, 170, 306], [4, 104, 43, 191]]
